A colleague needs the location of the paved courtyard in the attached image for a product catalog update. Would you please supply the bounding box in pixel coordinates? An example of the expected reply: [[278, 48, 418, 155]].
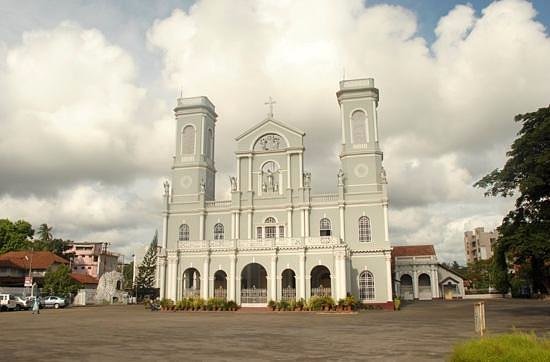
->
[[2, 299, 549, 361]]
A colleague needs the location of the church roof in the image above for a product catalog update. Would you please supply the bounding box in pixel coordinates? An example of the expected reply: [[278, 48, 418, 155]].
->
[[235, 117, 305, 141], [392, 245, 436, 258]]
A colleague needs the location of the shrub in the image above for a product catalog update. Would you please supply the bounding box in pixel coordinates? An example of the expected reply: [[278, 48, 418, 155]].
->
[[295, 298, 305, 310], [159, 298, 174, 309], [226, 300, 238, 310], [277, 300, 290, 311], [268, 300, 276, 310], [450, 332, 550, 361], [308, 296, 323, 311]]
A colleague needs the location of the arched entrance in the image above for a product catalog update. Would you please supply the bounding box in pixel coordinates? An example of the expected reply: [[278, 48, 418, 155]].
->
[[183, 268, 201, 298], [213, 270, 227, 299], [281, 269, 296, 301], [418, 273, 432, 300], [310, 265, 331, 297], [240, 263, 267, 305], [400, 274, 413, 300]]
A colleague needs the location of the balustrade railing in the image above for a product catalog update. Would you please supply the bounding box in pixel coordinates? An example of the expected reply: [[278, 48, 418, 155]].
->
[[310, 193, 339, 202], [178, 236, 341, 250], [183, 289, 200, 298], [213, 287, 227, 299], [311, 287, 331, 297], [281, 288, 296, 301], [241, 288, 267, 304]]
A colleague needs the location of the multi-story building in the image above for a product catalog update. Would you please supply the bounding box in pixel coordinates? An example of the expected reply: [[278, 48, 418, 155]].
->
[[464, 227, 498, 263], [157, 78, 394, 308], [66, 242, 119, 279]]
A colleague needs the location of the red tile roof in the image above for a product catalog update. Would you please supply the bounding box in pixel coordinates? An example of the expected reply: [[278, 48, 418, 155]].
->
[[0, 251, 69, 270], [70, 273, 99, 285], [392, 245, 436, 258]]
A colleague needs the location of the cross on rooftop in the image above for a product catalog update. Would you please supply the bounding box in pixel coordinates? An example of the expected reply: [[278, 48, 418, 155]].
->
[[264, 96, 276, 119]]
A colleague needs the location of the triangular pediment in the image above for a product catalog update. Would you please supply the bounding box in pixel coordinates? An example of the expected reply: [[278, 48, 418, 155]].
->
[[235, 117, 305, 141]]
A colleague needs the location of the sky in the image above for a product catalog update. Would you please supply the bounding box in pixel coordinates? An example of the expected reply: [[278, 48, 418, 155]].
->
[[0, 0, 549, 262]]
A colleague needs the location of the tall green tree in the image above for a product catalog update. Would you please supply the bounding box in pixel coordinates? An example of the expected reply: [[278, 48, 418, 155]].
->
[[475, 105, 550, 293], [123, 261, 134, 290], [43, 264, 81, 296], [135, 231, 158, 289], [37, 223, 53, 242], [0, 219, 34, 253]]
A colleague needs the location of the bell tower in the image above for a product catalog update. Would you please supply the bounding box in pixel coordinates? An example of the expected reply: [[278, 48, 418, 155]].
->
[[337, 78, 385, 194], [171, 96, 217, 201]]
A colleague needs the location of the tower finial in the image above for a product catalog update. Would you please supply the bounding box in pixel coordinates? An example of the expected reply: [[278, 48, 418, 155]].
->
[[264, 96, 276, 119]]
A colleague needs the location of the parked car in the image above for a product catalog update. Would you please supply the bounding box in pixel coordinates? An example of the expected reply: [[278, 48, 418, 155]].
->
[[0, 293, 18, 312], [43, 296, 67, 309], [14, 296, 31, 311]]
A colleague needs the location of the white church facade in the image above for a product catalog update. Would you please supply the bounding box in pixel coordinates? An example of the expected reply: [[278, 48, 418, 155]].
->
[[157, 78, 393, 308]]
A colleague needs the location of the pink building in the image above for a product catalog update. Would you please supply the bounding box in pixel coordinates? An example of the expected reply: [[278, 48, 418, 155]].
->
[[66, 242, 120, 279]]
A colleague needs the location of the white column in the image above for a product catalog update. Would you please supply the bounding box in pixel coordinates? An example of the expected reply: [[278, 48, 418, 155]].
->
[[373, 101, 379, 142], [340, 105, 346, 144], [202, 257, 210, 299], [299, 252, 306, 299], [235, 212, 240, 239], [300, 209, 305, 237], [229, 254, 236, 301], [270, 256, 277, 301], [200, 115, 205, 155], [385, 253, 393, 301], [176, 256, 182, 300], [431, 267, 438, 299], [287, 209, 293, 238], [231, 213, 235, 239], [337, 253, 347, 299], [383, 203, 389, 242], [167, 255, 177, 301], [159, 257, 167, 299], [339, 206, 345, 241], [413, 269, 419, 300], [247, 212, 252, 239], [199, 213, 205, 240], [305, 208, 310, 237], [286, 153, 291, 188], [236, 157, 241, 191], [299, 153, 303, 188], [161, 212, 168, 249], [248, 156, 252, 191]]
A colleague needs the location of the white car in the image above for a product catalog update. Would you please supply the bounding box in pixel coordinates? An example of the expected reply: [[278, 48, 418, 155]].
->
[[0, 294, 18, 312], [14, 296, 31, 310], [43, 296, 67, 309]]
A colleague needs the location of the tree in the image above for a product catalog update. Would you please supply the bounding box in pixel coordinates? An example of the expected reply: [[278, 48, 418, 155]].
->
[[0, 219, 34, 253], [475, 105, 550, 294], [43, 264, 81, 296], [123, 261, 134, 290], [135, 231, 158, 289], [37, 223, 53, 242]]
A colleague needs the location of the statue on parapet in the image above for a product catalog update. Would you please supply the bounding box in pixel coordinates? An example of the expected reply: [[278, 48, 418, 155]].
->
[[163, 180, 170, 195], [337, 169, 345, 186], [229, 176, 237, 192]]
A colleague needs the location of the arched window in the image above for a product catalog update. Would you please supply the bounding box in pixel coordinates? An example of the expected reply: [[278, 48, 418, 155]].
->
[[358, 216, 371, 242], [264, 217, 276, 224], [213, 223, 224, 240], [181, 125, 195, 154], [179, 224, 190, 241], [351, 110, 367, 144], [359, 271, 375, 300], [320, 218, 331, 237]]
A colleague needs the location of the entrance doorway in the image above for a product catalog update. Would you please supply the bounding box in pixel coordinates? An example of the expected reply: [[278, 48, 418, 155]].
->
[[281, 269, 296, 301], [183, 268, 201, 298], [213, 270, 227, 299], [240, 263, 267, 305], [418, 273, 432, 300], [400, 274, 413, 300], [310, 265, 331, 297]]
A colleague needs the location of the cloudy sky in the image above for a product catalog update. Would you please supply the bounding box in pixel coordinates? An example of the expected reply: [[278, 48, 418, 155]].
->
[[1, 0, 549, 262]]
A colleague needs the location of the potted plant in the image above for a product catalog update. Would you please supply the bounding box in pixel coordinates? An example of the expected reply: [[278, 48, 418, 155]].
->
[[296, 298, 305, 311], [337, 298, 345, 311], [268, 300, 276, 311]]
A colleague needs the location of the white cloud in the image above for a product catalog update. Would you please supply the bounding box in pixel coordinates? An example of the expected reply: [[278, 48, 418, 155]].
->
[[147, 0, 550, 261], [0, 22, 172, 195], [1, 0, 549, 261]]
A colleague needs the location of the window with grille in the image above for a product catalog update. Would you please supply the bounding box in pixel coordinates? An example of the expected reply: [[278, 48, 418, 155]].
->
[[358, 216, 371, 242], [179, 224, 190, 241], [257, 227, 262, 239], [359, 271, 375, 300], [320, 218, 331, 236], [265, 226, 276, 239], [213, 223, 224, 240]]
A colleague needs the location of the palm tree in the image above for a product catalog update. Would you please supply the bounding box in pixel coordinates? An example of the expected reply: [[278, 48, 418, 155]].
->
[[38, 224, 53, 242]]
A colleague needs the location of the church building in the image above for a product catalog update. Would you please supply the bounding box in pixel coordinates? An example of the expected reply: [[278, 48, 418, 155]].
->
[[157, 78, 393, 308]]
